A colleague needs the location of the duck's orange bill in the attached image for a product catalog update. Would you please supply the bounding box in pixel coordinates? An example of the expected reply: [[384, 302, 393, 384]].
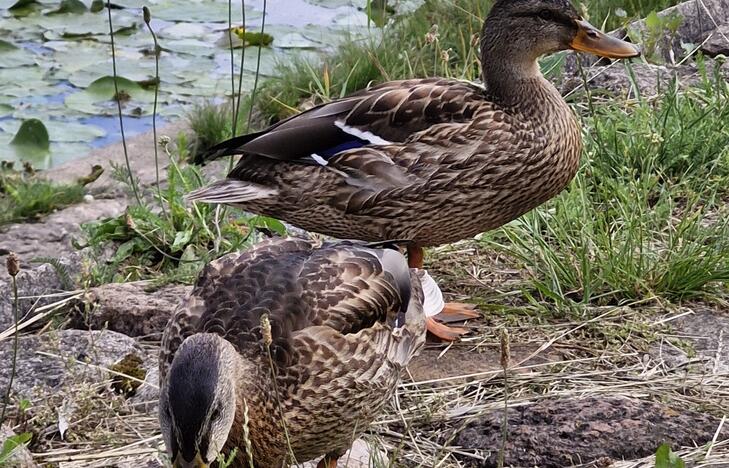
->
[[570, 19, 640, 59]]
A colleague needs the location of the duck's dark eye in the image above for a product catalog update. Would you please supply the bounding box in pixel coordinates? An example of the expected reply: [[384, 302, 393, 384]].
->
[[538, 9, 553, 21]]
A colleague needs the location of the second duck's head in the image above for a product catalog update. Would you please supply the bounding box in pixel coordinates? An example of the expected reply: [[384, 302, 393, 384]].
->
[[481, 0, 639, 78], [160, 334, 240, 468]]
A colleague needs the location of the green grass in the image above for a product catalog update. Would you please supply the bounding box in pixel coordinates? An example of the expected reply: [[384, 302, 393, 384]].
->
[[247, 0, 683, 125], [0, 169, 85, 226], [186, 101, 250, 162]]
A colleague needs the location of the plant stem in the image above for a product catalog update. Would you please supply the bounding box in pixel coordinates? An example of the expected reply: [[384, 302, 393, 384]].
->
[[0, 275, 20, 425], [245, 0, 267, 133], [232, 0, 247, 136], [107, 0, 142, 206], [143, 8, 167, 219]]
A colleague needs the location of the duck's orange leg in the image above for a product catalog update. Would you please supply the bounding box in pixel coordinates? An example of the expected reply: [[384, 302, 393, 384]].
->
[[317, 449, 345, 468], [316, 457, 338, 468], [407, 245, 480, 341]]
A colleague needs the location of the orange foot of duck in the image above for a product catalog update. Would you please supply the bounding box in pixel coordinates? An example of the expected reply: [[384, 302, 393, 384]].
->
[[426, 302, 480, 341]]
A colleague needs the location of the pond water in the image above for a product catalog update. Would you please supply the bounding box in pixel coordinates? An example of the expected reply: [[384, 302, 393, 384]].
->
[[0, 0, 373, 168]]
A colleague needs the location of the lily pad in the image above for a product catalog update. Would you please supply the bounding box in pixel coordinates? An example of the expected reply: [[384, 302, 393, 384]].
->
[[65, 75, 154, 116], [0, 104, 13, 117], [10, 118, 50, 150], [5, 0, 41, 16], [46, 0, 88, 15], [0, 40, 37, 67], [30, 10, 138, 39], [150, 2, 260, 23], [1, 119, 105, 143]]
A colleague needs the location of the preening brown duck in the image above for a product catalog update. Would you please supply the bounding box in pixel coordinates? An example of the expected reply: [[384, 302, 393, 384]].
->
[[187, 0, 640, 341], [159, 238, 427, 467]]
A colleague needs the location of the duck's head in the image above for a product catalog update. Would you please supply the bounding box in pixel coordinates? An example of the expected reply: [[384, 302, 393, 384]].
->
[[160, 334, 239, 468], [481, 0, 640, 79]]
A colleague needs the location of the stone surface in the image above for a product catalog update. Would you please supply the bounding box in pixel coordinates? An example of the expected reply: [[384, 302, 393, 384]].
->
[[652, 303, 729, 373], [702, 25, 729, 57], [622, 0, 729, 63], [0, 329, 145, 398], [456, 396, 725, 467], [0, 198, 125, 279], [68, 282, 190, 339], [0, 254, 82, 331]]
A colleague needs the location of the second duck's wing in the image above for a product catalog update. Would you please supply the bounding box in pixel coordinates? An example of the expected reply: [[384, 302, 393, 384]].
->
[[159, 238, 423, 379]]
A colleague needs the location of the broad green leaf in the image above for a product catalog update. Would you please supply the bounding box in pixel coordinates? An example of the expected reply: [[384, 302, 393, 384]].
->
[[252, 216, 287, 236], [0, 432, 32, 464], [231, 27, 274, 47], [65, 75, 154, 116], [171, 229, 192, 252], [46, 0, 88, 15], [0, 120, 105, 143], [10, 118, 50, 150], [6, 0, 40, 16], [655, 443, 686, 468]]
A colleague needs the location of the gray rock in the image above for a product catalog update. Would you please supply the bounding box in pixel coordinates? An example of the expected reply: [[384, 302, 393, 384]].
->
[[702, 25, 729, 57], [0, 329, 145, 398], [0, 425, 38, 468], [652, 304, 729, 374], [456, 396, 725, 467], [0, 254, 82, 331], [0, 197, 126, 280], [621, 0, 729, 63], [68, 282, 190, 339]]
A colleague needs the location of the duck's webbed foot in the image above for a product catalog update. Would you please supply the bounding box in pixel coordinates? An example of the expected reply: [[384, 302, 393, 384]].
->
[[426, 303, 480, 341]]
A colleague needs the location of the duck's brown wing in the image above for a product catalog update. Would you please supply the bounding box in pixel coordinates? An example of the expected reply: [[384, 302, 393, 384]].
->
[[198, 78, 486, 166], [159, 238, 422, 380]]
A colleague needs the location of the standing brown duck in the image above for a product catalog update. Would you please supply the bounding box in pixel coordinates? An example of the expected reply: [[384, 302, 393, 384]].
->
[[188, 0, 640, 340]]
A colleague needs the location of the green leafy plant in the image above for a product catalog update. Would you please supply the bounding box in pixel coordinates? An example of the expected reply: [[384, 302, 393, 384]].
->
[[80, 135, 284, 284], [627, 9, 683, 63], [655, 443, 686, 468], [0, 432, 32, 464]]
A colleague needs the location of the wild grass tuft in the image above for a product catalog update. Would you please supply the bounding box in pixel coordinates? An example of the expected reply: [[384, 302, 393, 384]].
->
[[0, 169, 85, 226]]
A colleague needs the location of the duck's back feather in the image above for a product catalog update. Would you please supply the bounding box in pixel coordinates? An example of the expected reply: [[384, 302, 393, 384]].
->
[[159, 238, 424, 381], [197, 78, 487, 167]]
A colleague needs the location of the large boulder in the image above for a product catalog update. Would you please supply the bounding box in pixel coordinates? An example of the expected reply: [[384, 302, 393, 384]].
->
[[0, 329, 147, 398], [68, 282, 190, 339], [456, 396, 724, 467]]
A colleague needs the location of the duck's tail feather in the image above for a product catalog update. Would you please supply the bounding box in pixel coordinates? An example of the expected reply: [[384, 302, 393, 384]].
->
[[193, 131, 267, 165], [185, 179, 278, 204]]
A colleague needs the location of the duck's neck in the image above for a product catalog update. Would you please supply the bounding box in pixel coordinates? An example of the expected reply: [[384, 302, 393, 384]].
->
[[480, 55, 564, 114], [479, 25, 564, 116], [228, 357, 287, 466]]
